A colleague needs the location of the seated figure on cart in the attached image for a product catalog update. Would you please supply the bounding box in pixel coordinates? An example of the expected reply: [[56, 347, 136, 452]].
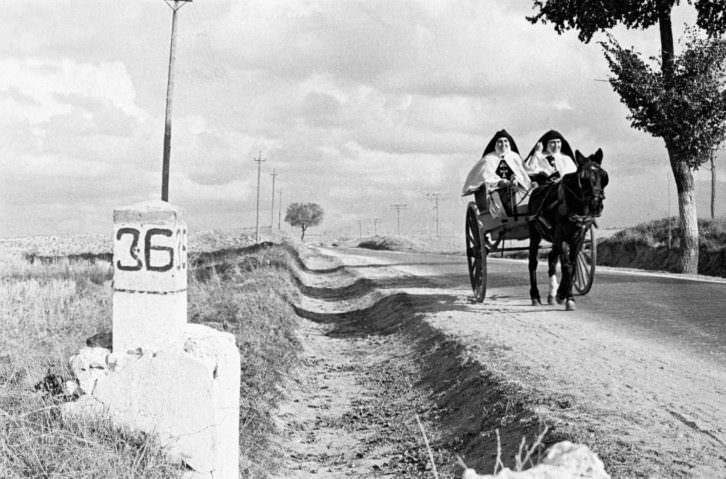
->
[[524, 130, 577, 185], [462, 129, 531, 218]]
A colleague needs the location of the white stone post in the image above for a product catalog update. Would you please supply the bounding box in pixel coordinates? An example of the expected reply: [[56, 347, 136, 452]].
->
[[112, 200, 187, 353], [75, 199, 242, 478]]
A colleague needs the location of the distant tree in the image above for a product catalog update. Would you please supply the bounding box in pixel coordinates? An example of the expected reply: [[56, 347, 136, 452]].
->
[[284, 203, 324, 240], [528, 1, 726, 274]]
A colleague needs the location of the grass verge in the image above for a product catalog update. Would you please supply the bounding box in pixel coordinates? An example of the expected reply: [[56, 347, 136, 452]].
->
[[0, 242, 303, 478], [598, 217, 726, 276]]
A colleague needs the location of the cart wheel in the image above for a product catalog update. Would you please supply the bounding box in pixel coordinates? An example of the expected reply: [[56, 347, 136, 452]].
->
[[573, 225, 596, 295], [465, 204, 487, 302]]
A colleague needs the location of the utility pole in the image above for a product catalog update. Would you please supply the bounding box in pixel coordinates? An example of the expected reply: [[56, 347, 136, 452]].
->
[[426, 193, 441, 236], [358, 220, 362, 238], [253, 152, 265, 242], [390, 204, 407, 235], [278, 190, 283, 230], [372, 218, 382, 236], [270, 169, 278, 229], [160, 0, 192, 202]]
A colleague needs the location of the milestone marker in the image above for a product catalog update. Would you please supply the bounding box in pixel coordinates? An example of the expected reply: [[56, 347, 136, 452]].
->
[[112, 200, 187, 353]]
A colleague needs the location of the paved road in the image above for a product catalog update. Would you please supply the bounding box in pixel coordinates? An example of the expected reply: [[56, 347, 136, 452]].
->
[[328, 247, 726, 366]]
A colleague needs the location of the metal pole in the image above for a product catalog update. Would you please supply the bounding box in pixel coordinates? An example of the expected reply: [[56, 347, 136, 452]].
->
[[161, 0, 192, 202], [254, 152, 265, 241]]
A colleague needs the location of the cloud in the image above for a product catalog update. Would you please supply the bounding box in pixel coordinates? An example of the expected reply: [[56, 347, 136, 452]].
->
[[2, 0, 709, 237]]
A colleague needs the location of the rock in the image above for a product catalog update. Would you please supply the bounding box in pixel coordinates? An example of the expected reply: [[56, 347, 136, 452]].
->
[[461, 441, 609, 479], [69, 346, 110, 394], [62, 324, 239, 478]]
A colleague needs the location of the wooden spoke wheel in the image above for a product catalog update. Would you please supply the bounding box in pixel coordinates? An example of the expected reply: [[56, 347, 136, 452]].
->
[[465, 204, 487, 302], [573, 225, 596, 295]]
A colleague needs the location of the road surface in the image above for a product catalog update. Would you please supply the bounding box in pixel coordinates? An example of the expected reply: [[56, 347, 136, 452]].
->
[[316, 246, 726, 478], [327, 247, 726, 365]]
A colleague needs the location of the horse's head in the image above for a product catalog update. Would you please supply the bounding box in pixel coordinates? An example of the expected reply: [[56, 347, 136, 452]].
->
[[562, 149, 608, 218]]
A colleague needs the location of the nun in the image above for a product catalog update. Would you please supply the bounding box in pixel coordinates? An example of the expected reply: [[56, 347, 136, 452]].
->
[[462, 129, 532, 218], [524, 130, 577, 183]]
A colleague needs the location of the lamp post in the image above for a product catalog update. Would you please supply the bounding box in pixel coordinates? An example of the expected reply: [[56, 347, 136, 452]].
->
[[160, 0, 192, 202]]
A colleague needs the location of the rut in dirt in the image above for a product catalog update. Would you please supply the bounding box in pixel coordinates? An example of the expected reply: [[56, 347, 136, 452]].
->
[[269, 251, 567, 478]]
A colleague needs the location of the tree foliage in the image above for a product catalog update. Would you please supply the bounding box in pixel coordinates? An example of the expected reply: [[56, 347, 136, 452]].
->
[[284, 202, 324, 240], [528, 1, 726, 43], [528, 0, 726, 274], [602, 32, 726, 166]]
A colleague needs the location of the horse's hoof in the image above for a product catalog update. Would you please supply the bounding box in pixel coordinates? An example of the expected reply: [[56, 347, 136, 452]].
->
[[547, 295, 555, 305], [532, 298, 542, 306], [565, 299, 576, 311]]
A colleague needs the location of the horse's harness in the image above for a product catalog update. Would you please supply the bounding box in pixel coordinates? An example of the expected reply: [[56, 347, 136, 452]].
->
[[536, 161, 604, 230]]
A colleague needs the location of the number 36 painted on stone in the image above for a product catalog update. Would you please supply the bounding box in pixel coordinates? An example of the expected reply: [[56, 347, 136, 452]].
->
[[116, 227, 187, 272]]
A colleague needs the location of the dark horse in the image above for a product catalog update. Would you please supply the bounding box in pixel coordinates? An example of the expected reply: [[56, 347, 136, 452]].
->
[[527, 149, 608, 311]]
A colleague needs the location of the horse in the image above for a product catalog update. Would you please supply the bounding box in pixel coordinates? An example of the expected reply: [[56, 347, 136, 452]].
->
[[527, 149, 608, 311]]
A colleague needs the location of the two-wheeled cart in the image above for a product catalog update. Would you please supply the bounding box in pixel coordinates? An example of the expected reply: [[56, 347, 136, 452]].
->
[[465, 188, 595, 302]]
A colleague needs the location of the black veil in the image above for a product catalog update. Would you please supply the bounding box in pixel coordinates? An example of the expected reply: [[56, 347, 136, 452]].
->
[[481, 129, 520, 157]]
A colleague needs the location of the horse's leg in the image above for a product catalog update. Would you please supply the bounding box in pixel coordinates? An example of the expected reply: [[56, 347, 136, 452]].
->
[[556, 238, 572, 306], [557, 239, 578, 311], [564, 233, 586, 311], [546, 246, 559, 305], [528, 225, 542, 306]]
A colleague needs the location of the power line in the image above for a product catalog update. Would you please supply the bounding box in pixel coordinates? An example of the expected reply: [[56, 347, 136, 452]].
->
[[160, 0, 193, 202], [253, 152, 265, 242]]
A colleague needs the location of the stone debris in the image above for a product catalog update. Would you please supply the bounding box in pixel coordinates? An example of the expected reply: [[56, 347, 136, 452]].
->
[[68, 346, 111, 395], [62, 324, 240, 479], [461, 441, 610, 479]]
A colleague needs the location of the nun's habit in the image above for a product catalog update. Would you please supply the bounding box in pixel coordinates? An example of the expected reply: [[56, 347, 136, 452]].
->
[[462, 130, 532, 218], [524, 130, 577, 180], [462, 130, 531, 195]]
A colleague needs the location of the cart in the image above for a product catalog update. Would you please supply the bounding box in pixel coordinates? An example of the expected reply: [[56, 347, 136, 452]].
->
[[465, 188, 595, 302]]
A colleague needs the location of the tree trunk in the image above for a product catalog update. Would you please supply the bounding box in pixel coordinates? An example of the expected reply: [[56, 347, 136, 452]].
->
[[300, 225, 307, 241], [657, 0, 675, 86], [669, 149, 699, 274], [660, 3, 699, 274], [711, 151, 716, 219]]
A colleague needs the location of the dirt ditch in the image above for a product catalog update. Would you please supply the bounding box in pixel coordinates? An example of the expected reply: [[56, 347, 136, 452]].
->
[[267, 247, 563, 478]]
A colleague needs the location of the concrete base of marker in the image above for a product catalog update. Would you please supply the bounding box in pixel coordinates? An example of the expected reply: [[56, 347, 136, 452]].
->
[[112, 291, 187, 353], [63, 324, 240, 478]]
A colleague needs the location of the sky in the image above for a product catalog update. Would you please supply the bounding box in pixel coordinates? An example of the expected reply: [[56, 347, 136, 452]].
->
[[1, 0, 724, 239]]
